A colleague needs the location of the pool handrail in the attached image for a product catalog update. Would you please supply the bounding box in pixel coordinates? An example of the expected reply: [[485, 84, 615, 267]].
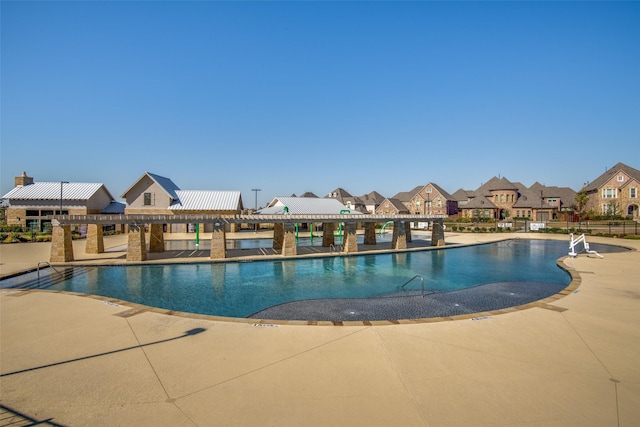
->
[[401, 274, 425, 297], [37, 261, 62, 280]]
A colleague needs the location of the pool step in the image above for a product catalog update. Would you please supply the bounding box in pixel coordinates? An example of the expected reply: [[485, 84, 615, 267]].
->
[[13, 266, 93, 290]]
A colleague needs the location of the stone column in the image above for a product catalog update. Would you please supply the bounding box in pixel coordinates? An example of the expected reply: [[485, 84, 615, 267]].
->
[[343, 222, 358, 253], [50, 225, 74, 262], [149, 223, 165, 252], [405, 221, 412, 243], [85, 224, 104, 254], [210, 223, 227, 259], [322, 222, 336, 247], [273, 223, 284, 250], [282, 223, 297, 256], [431, 219, 446, 247], [392, 221, 407, 250], [127, 225, 147, 262], [363, 222, 377, 245]]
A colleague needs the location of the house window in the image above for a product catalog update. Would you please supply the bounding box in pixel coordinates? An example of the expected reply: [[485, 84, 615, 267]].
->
[[602, 188, 617, 199], [144, 192, 152, 206], [426, 187, 432, 193], [437, 200, 442, 207], [618, 175, 624, 182], [527, 210, 531, 217], [631, 188, 637, 198], [602, 204, 616, 214]]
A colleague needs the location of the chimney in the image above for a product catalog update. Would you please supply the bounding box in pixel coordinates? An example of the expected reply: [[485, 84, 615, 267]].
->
[[15, 171, 34, 187]]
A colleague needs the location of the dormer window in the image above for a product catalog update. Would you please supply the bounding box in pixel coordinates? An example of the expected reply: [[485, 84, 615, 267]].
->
[[617, 175, 624, 182], [144, 192, 152, 206]]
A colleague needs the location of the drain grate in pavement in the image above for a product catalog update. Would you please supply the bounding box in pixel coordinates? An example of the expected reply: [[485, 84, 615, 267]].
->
[[113, 308, 146, 318]]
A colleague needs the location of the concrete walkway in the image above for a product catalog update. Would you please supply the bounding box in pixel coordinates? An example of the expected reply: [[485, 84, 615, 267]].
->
[[1, 233, 639, 426]]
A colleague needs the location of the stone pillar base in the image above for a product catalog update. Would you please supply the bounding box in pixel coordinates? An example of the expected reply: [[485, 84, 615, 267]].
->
[[85, 224, 104, 254], [273, 223, 284, 250], [210, 225, 227, 259], [343, 222, 358, 253], [322, 222, 336, 247], [282, 223, 297, 256], [50, 225, 74, 262], [392, 221, 407, 250], [363, 223, 376, 245], [127, 226, 147, 262], [149, 223, 164, 252], [431, 219, 446, 246]]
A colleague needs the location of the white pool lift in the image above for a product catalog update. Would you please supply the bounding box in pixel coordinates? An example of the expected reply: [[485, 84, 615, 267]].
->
[[569, 233, 603, 258]]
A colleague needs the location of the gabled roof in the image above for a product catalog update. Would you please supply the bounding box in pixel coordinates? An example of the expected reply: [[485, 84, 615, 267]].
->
[[121, 172, 180, 200], [2, 182, 114, 201], [102, 201, 126, 214], [257, 197, 360, 215], [451, 188, 473, 202], [513, 182, 576, 209], [168, 190, 242, 211], [462, 196, 498, 209], [391, 185, 422, 202], [475, 176, 519, 196], [379, 198, 409, 213], [326, 187, 353, 199], [424, 182, 455, 200], [359, 191, 386, 205], [582, 162, 640, 191], [300, 192, 319, 198]]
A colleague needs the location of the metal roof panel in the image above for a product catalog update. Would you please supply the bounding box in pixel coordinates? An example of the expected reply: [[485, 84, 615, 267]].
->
[[169, 190, 241, 211], [2, 182, 108, 201]]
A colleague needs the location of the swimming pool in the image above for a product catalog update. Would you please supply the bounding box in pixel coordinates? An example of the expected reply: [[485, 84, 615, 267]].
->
[[1, 239, 624, 321]]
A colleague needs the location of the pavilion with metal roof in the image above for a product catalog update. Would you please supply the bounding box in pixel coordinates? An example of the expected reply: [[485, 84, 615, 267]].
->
[[48, 211, 446, 263]]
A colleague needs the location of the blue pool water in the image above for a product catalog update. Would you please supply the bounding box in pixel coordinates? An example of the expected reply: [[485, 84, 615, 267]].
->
[[2, 239, 620, 319]]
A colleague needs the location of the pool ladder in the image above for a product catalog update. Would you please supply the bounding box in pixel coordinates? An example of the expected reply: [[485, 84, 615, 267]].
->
[[401, 275, 425, 297], [37, 261, 62, 280]]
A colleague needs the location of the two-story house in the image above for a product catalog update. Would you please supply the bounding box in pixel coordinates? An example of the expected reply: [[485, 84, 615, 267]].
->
[[121, 172, 244, 232], [581, 162, 640, 220]]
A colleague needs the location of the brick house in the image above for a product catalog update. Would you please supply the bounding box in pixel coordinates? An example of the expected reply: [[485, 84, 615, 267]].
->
[[456, 176, 576, 221], [581, 162, 640, 220], [385, 183, 457, 217]]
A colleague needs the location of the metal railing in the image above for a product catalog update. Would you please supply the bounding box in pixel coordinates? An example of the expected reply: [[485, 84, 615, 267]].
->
[[400, 275, 425, 297], [37, 261, 62, 279]]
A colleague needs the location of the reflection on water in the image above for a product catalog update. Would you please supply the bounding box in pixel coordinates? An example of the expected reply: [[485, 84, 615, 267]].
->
[[163, 234, 397, 251], [3, 239, 610, 318]]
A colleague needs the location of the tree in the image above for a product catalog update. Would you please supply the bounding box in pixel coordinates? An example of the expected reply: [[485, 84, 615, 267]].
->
[[605, 201, 621, 219], [575, 190, 589, 216]]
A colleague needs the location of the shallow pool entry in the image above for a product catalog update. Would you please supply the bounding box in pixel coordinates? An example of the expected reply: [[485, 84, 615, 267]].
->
[[0, 239, 625, 320]]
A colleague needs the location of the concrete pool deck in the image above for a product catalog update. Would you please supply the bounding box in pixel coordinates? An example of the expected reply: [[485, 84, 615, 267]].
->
[[1, 232, 639, 426]]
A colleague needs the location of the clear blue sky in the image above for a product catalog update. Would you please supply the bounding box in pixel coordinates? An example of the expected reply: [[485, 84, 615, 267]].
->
[[2, 1, 639, 208]]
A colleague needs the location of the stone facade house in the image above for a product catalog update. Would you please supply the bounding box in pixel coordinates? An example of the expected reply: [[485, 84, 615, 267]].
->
[[359, 191, 386, 214], [121, 172, 244, 232], [375, 198, 410, 215], [2, 171, 116, 232], [387, 183, 457, 217], [325, 188, 368, 213], [512, 182, 577, 221], [456, 176, 576, 221], [581, 162, 640, 219]]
